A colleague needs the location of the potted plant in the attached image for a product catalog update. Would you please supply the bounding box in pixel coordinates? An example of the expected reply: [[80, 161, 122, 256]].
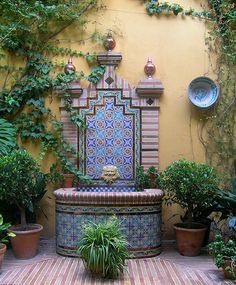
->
[[62, 172, 75, 187], [60, 160, 92, 188], [0, 214, 15, 271], [208, 234, 236, 279], [135, 166, 159, 191], [147, 166, 159, 188], [0, 148, 47, 259], [77, 216, 131, 278], [160, 159, 220, 256]]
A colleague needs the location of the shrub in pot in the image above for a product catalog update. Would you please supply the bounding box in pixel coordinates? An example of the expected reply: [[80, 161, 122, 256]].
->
[[0, 149, 47, 259], [136, 166, 159, 191], [77, 216, 131, 278], [180, 159, 236, 225], [0, 214, 15, 271], [183, 186, 236, 246], [208, 234, 236, 280], [160, 159, 220, 256]]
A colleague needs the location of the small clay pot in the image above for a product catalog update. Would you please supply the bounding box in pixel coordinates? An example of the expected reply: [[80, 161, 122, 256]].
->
[[174, 222, 207, 256], [63, 173, 75, 188], [222, 260, 236, 279]]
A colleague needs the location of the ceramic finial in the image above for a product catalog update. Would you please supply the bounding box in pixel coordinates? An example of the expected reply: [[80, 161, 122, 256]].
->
[[103, 32, 116, 52], [64, 57, 76, 74], [144, 57, 156, 79]]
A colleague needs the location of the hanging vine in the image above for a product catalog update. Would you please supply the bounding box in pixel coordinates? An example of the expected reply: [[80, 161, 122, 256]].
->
[[0, 0, 106, 183], [143, 0, 236, 189]]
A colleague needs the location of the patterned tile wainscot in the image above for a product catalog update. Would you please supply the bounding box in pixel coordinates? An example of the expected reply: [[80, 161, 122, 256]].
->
[[54, 188, 164, 258]]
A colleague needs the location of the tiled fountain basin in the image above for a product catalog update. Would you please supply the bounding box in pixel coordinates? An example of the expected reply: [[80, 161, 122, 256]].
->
[[54, 187, 164, 258]]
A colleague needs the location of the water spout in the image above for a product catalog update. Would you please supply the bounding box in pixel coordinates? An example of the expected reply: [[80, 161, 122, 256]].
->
[[101, 165, 119, 184]]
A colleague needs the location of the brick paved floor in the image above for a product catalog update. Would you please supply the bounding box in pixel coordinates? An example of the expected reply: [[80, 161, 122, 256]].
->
[[0, 239, 234, 285]]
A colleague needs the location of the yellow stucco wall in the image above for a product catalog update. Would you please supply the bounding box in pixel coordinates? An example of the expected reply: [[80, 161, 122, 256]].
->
[[37, 0, 216, 239]]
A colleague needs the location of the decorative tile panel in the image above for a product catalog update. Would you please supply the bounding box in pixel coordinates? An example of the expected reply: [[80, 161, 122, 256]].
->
[[79, 91, 140, 182], [56, 202, 162, 258], [55, 188, 164, 257]]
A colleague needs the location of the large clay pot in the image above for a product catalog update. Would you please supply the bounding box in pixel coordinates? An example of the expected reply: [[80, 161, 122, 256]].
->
[[9, 224, 43, 259], [0, 243, 6, 271], [174, 223, 207, 256]]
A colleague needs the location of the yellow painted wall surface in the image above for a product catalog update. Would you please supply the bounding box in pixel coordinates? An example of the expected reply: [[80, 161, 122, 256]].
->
[[38, 0, 216, 239]]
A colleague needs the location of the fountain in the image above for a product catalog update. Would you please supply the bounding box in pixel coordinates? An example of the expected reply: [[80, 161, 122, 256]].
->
[[54, 34, 164, 257]]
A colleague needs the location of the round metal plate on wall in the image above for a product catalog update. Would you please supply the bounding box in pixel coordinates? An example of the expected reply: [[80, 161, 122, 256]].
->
[[188, 77, 220, 108]]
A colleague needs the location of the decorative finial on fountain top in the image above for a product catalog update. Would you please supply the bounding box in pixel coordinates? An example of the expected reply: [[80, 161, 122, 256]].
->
[[64, 56, 76, 74], [144, 57, 156, 79], [103, 32, 116, 52], [101, 165, 119, 184]]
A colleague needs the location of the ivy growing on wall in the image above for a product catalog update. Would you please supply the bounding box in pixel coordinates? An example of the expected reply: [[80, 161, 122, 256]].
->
[[1, 0, 235, 189], [0, 0, 105, 183], [144, 0, 236, 189]]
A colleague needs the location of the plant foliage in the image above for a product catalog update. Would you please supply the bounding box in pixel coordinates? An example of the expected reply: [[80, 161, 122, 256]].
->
[[77, 216, 131, 279], [208, 234, 236, 279], [0, 118, 16, 155], [0, 214, 15, 244], [0, 149, 47, 228], [0, 0, 105, 183], [160, 159, 220, 223], [135, 165, 159, 191], [143, 0, 236, 189]]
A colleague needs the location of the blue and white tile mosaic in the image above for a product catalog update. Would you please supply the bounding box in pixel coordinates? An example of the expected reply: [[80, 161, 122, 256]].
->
[[56, 204, 162, 257], [79, 91, 140, 182], [77, 186, 136, 192]]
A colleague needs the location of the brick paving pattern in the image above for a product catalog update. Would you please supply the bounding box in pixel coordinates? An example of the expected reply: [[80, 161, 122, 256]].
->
[[0, 240, 234, 285]]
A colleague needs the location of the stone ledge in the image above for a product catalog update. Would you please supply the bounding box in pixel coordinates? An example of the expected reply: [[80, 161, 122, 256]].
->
[[136, 78, 164, 96], [97, 52, 122, 66], [54, 82, 83, 97]]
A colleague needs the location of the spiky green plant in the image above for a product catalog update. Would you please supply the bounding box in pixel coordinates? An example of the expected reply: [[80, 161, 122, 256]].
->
[[77, 216, 131, 279]]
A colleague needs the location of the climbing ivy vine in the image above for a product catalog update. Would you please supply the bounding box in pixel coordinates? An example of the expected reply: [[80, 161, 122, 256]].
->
[[1, 0, 235, 189], [0, 0, 105, 183], [144, 0, 236, 189]]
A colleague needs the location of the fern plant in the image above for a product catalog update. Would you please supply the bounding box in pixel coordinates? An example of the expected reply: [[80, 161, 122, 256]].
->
[[77, 216, 131, 278]]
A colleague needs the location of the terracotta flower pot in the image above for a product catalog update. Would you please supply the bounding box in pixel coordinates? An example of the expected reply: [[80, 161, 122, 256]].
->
[[0, 243, 7, 271], [174, 223, 207, 256], [62, 173, 74, 188], [9, 224, 43, 259], [87, 264, 104, 277], [222, 260, 236, 279]]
